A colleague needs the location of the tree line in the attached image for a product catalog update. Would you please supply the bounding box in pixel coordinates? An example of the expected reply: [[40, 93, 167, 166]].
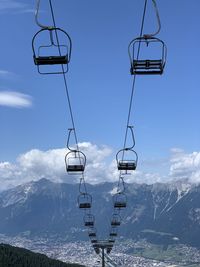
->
[[0, 243, 85, 267]]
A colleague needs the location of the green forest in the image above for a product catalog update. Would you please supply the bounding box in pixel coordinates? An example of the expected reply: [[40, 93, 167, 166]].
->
[[0, 244, 85, 267]]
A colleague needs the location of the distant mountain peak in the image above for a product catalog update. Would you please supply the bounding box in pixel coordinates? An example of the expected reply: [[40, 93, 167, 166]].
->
[[1, 178, 200, 247], [36, 177, 52, 184]]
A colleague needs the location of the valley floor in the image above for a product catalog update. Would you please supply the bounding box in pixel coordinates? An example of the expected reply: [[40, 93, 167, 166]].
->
[[0, 235, 200, 267]]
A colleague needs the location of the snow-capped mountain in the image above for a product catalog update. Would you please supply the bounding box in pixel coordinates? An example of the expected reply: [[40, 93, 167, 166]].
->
[[0, 178, 199, 247]]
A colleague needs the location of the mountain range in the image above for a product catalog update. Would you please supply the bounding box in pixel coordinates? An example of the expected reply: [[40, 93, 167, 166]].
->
[[0, 178, 200, 247]]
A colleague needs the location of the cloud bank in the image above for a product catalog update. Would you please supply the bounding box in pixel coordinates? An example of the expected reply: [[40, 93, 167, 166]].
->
[[170, 148, 200, 183], [0, 144, 200, 191], [0, 143, 113, 191], [0, 91, 32, 108]]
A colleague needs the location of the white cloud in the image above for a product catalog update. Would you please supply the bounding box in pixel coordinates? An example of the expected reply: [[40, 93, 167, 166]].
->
[[0, 91, 32, 108], [1, 145, 200, 191], [0, 70, 18, 81], [0, 143, 114, 191], [170, 149, 200, 183], [0, 0, 33, 13], [0, 70, 11, 76]]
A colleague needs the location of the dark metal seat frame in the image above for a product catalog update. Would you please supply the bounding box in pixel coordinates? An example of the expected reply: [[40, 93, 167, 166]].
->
[[65, 150, 86, 174], [84, 214, 95, 227], [111, 214, 121, 227], [128, 36, 167, 75], [65, 128, 86, 175], [116, 126, 138, 174], [32, 27, 72, 74], [113, 192, 127, 209], [78, 193, 92, 209]]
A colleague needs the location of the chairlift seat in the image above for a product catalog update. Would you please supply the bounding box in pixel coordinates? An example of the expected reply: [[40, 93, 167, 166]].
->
[[85, 221, 94, 227], [118, 161, 136, 171], [111, 221, 120, 226], [107, 247, 112, 254], [94, 247, 100, 254], [67, 164, 85, 172], [89, 233, 96, 237], [110, 232, 117, 237], [114, 201, 127, 208], [79, 203, 91, 209], [131, 59, 163, 75], [34, 55, 68, 66]]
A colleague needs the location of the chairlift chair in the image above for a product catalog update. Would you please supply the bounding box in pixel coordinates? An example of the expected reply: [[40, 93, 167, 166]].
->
[[93, 243, 100, 254], [110, 227, 118, 237], [111, 214, 121, 227], [128, 36, 167, 75], [78, 193, 92, 209], [93, 247, 100, 254], [88, 232, 96, 238], [116, 148, 138, 174], [65, 150, 86, 174], [89, 232, 96, 238], [106, 246, 113, 254], [84, 214, 95, 227], [88, 227, 97, 238], [113, 192, 127, 209], [32, 27, 72, 74], [107, 239, 115, 254]]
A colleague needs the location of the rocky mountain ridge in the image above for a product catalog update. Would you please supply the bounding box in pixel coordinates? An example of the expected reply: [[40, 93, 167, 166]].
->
[[0, 178, 199, 247]]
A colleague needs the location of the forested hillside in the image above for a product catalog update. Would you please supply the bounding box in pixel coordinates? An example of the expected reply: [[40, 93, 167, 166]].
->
[[0, 244, 85, 267]]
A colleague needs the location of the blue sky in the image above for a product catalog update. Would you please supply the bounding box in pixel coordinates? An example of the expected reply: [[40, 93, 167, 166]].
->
[[0, 0, 200, 189]]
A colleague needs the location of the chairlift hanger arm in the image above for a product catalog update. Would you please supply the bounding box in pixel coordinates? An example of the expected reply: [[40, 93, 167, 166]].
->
[[35, 0, 53, 29], [67, 128, 76, 152], [143, 0, 161, 38], [128, 125, 135, 149], [117, 176, 126, 193], [79, 178, 88, 194], [115, 126, 135, 162]]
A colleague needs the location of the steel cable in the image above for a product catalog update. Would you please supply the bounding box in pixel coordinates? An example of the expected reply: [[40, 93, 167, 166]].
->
[[47, 0, 97, 243], [109, 0, 149, 249]]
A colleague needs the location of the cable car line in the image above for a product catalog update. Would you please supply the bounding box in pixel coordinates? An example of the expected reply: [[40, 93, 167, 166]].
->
[[112, 0, 148, 225], [32, 0, 167, 261], [33, 0, 98, 246], [47, 0, 100, 246], [47, 0, 87, 182], [110, 0, 167, 256], [47, 0, 94, 214], [114, 0, 148, 183], [123, 0, 148, 154]]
